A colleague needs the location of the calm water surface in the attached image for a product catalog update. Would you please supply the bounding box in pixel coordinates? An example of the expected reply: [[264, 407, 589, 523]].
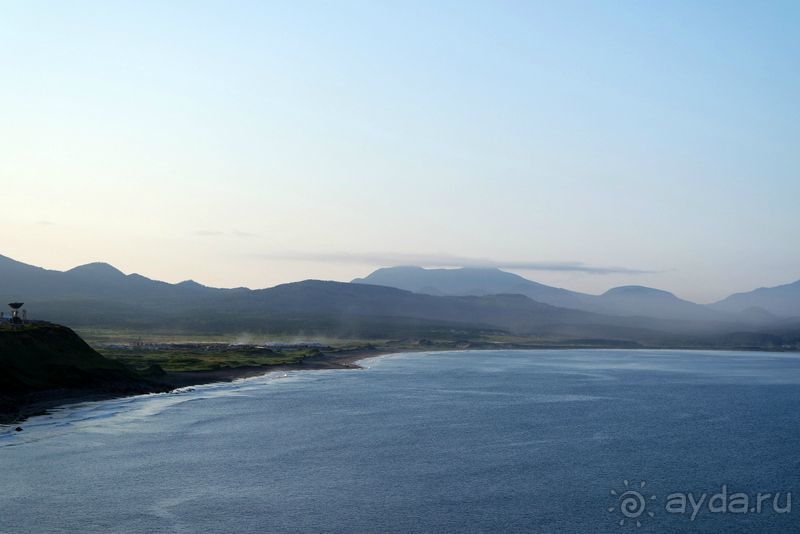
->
[[2, 349, 800, 533]]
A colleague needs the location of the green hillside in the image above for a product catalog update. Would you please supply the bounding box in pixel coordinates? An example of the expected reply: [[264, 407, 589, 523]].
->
[[0, 323, 156, 395]]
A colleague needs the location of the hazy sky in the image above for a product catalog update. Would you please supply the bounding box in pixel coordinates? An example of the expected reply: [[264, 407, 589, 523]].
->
[[2, 1, 798, 303]]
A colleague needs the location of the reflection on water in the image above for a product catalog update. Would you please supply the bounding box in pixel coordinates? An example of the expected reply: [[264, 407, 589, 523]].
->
[[2, 350, 800, 533]]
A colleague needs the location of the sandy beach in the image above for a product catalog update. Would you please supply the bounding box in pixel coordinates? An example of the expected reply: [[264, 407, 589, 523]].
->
[[0, 345, 398, 426]]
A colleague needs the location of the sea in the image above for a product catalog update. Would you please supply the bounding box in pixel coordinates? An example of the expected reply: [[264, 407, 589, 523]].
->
[[2, 349, 800, 533]]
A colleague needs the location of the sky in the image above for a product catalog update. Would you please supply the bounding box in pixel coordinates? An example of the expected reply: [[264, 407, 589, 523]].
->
[[1, 1, 798, 303]]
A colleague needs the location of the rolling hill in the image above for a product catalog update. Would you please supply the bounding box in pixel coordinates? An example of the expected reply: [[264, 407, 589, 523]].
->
[[711, 280, 800, 318]]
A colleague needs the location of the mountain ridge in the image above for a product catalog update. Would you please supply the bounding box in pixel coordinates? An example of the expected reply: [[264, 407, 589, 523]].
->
[[711, 279, 800, 318], [354, 266, 728, 321], [1, 255, 797, 345]]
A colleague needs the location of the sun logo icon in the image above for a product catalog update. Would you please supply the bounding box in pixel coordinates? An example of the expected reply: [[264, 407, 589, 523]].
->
[[608, 480, 657, 527]]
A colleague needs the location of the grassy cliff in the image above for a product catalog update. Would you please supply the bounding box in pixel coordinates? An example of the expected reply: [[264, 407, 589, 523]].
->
[[0, 323, 166, 422]]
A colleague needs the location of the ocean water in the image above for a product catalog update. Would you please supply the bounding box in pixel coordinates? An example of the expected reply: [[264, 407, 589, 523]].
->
[[2, 349, 800, 533]]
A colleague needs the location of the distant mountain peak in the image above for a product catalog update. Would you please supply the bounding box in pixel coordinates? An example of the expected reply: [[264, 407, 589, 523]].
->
[[356, 265, 505, 278], [353, 265, 546, 290], [354, 266, 718, 321], [603, 286, 676, 298], [67, 262, 125, 277], [176, 279, 206, 289], [711, 277, 800, 317]]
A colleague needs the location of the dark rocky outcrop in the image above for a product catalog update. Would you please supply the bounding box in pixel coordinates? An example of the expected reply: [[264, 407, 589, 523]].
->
[[0, 323, 169, 423]]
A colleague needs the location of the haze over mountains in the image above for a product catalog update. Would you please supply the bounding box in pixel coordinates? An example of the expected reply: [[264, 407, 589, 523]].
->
[[1, 254, 799, 348], [353, 266, 795, 320], [710, 280, 800, 318]]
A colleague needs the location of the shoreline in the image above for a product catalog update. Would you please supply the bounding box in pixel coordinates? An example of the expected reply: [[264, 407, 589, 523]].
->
[[4, 343, 800, 427], [0, 345, 403, 426]]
